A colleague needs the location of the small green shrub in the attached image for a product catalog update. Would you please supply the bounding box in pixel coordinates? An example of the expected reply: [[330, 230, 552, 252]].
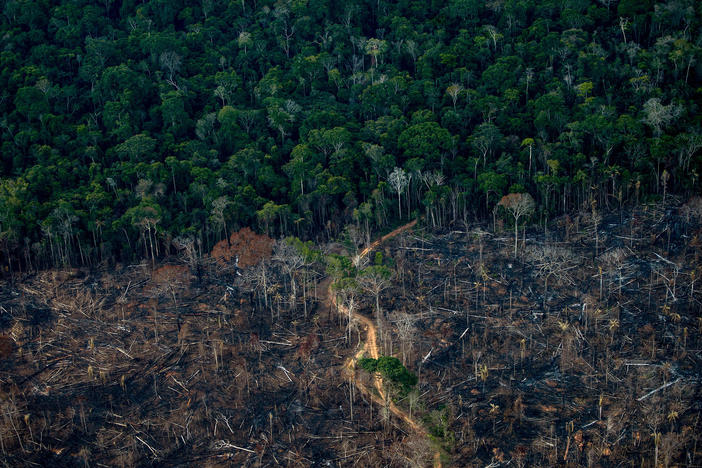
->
[[358, 357, 378, 373], [357, 356, 417, 396]]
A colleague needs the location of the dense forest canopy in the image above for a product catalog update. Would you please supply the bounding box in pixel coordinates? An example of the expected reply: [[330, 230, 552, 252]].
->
[[1, 0, 701, 270]]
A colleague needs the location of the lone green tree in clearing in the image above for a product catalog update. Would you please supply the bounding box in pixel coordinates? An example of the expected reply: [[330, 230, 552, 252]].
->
[[358, 356, 417, 397], [498, 192, 535, 257]]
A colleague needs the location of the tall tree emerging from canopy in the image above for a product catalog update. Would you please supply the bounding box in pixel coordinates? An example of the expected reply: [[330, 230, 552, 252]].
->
[[445, 83, 463, 110], [388, 167, 409, 219], [643, 98, 681, 137], [398, 121, 452, 170]]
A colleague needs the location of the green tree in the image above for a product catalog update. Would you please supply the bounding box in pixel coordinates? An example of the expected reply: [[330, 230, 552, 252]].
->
[[478, 171, 508, 212], [0, 178, 29, 277], [398, 121, 451, 170], [469, 122, 502, 169], [160, 91, 189, 136], [358, 356, 417, 397], [115, 134, 157, 161]]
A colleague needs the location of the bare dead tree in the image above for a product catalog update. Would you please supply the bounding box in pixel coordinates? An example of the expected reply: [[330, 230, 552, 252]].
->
[[680, 196, 702, 228], [390, 433, 433, 467], [498, 193, 536, 258], [159, 51, 182, 88], [332, 277, 358, 343], [150, 265, 191, 313], [388, 167, 409, 219], [526, 245, 578, 308], [598, 247, 630, 298], [392, 311, 417, 365], [358, 264, 393, 352], [273, 239, 305, 310], [173, 236, 199, 272], [344, 224, 365, 264]]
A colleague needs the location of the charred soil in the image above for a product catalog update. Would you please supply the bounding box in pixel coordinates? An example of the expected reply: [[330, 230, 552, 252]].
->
[[1, 202, 701, 467]]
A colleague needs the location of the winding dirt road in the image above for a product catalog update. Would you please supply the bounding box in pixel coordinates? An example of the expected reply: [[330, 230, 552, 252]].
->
[[327, 220, 442, 466]]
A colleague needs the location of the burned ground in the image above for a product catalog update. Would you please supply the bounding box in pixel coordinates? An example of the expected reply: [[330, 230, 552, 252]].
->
[[0, 234, 426, 467], [0, 203, 701, 467], [372, 203, 701, 466]]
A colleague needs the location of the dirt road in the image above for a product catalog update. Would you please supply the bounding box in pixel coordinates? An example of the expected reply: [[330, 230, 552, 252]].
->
[[326, 220, 442, 466]]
